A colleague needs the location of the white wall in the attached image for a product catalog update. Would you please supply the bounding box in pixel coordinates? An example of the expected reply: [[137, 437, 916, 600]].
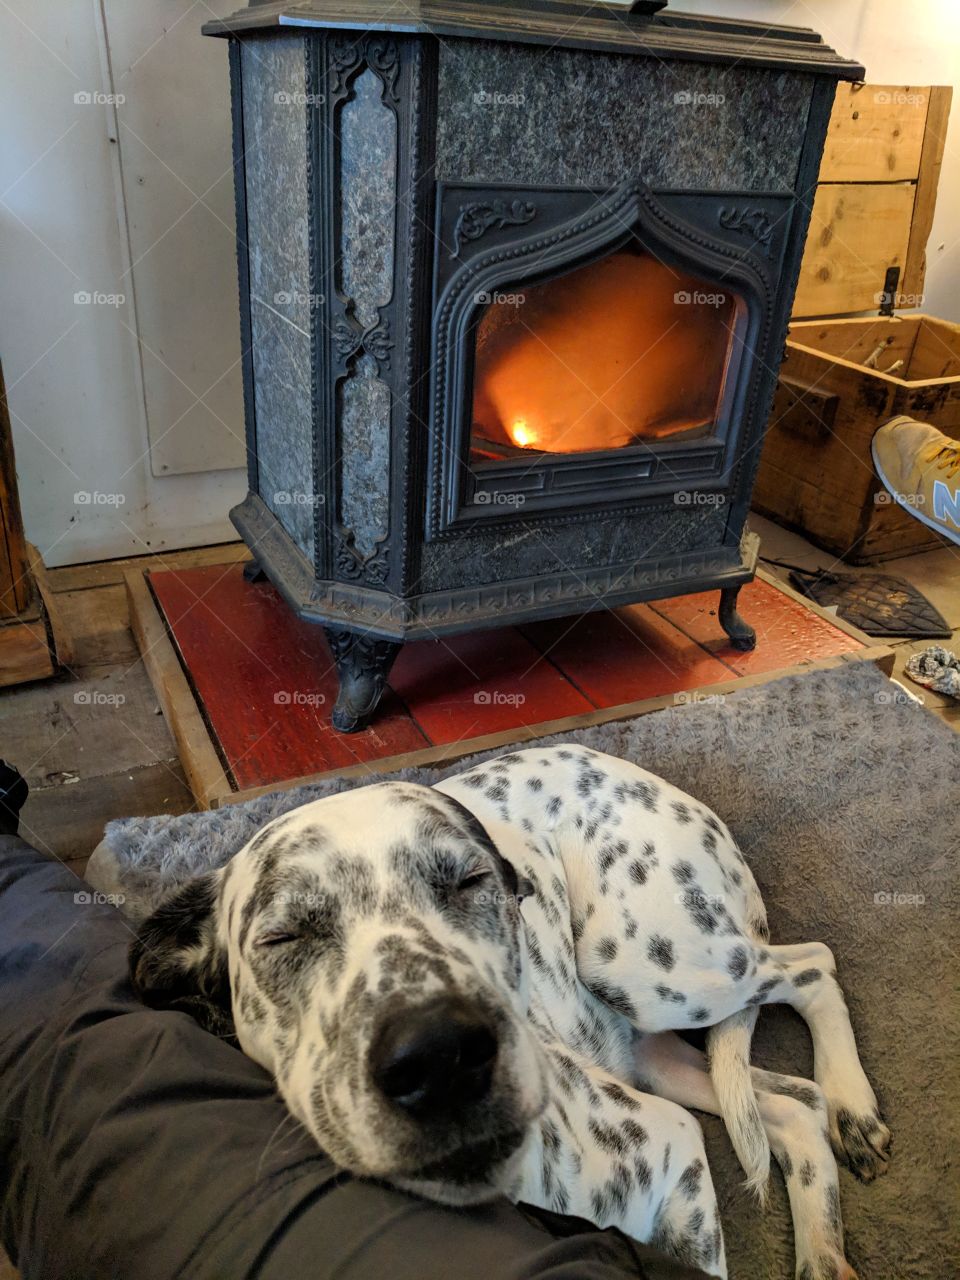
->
[[0, 1, 244, 568], [2, 1, 959, 566]]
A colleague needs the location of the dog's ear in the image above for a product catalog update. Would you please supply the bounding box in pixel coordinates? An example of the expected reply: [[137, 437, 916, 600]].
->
[[440, 792, 533, 904], [128, 871, 234, 1039]]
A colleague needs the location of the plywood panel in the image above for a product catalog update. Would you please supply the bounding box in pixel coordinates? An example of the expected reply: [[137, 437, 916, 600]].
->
[[819, 83, 929, 183], [793, 183, 916, 318], [102, 0, 245, 476]]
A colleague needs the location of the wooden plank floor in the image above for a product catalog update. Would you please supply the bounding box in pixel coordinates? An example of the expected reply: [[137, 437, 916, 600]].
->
[[148, 561, 868, 795]]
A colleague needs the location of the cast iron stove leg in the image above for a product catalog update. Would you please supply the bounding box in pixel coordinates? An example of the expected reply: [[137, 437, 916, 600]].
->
[[718, 584, 757, 652], [324, 628, 402, 733], [242, 558, 267, 584]]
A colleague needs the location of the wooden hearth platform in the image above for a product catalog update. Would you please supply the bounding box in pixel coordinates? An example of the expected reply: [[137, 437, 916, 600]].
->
[[127, 559, 893, 809]]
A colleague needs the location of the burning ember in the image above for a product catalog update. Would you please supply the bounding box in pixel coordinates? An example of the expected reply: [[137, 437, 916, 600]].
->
[[471, 251, 739, 460]]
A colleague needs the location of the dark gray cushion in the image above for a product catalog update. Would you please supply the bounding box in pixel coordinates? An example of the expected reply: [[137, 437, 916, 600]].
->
[[0, 837, 708, 1280]]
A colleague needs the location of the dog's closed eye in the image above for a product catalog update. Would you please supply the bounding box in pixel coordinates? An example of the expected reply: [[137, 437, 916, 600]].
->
[[255, 930, 301, 947], [458, 869, 493, 892]]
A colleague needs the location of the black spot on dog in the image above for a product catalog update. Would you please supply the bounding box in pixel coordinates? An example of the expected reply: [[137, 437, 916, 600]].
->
[[746, 976, 782, 1006], [655, 984, 686, 1004], [769, 1079, 822, 1111], [586, 977, 637, 1020], [671, 801, 693, 824], [596, 936, 618, 963], [690, 1007, 711, 1023], [799, 1159, 816, 1188], [671, 860, 695, 884], [727, 945, 749, 980], [678, 1158, 703, 1199], [622, 1119, 648, 1146], [546, 796, 562, 818], [628, 859, 648, 886], [634, 1155, 653, 1191], [527, 777, 543, 792], [779, 1149, 793, 1179], [600, 1080, 641, 1111], [647, 935, 675, 971], [793, 967, 822, 987]]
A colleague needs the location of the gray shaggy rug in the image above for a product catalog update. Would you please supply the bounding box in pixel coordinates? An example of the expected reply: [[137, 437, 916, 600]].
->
[[89, 662, 959, 1280]]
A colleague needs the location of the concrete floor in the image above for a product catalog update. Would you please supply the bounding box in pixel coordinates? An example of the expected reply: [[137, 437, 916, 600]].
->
[[0, 521, 957, 1278]]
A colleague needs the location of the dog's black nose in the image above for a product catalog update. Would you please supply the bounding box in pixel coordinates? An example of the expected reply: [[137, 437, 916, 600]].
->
[[370, 997, 498, 1116]]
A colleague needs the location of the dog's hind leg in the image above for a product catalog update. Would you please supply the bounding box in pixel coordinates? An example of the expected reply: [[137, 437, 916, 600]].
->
[[634, 1031, 859, 1280], [748, 942, 891, 1181]]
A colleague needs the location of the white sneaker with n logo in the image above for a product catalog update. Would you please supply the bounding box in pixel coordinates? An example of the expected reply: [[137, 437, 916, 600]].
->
[[872, 416, 960, 548]]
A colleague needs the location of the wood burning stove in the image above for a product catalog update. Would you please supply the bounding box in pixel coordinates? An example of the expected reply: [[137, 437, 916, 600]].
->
[[204, 0, 862, 730]]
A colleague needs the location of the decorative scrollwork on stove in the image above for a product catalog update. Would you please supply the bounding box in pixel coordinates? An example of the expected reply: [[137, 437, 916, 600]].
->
[[717, 205, 775, 258], [450, 199, 538, 258], [334, 528, 390, 585], [366, 37, 401, 107], [334, 314, 394, 373]]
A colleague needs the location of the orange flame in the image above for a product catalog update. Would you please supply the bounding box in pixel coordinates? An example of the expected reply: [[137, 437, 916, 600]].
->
[[509, 419, 537, 448]]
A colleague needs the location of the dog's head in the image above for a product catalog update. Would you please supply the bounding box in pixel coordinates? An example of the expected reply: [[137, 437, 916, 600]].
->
[[129, 782, 547, 1202]]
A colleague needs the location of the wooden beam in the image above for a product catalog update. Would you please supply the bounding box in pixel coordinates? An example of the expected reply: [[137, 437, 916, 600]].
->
[[901, 85, 953, 304], [125, 570, 234, 809]]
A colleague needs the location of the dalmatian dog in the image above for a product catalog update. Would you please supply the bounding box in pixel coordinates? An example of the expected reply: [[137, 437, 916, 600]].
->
[[130, 746, 890, 1279]]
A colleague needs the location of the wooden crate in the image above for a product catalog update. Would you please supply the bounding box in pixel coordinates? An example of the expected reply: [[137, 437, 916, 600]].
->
[[755, 314, 960, 563], [793, 83, 952, 318], [757, 82, 956, 563]]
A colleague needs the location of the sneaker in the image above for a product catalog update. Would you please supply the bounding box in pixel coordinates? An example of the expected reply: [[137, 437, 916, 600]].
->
[[871, 416, 960, 547], [0, 761, 28, 837]]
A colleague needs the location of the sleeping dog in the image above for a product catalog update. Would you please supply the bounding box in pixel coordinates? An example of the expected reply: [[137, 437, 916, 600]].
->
[[130, 746, 890, 1279]]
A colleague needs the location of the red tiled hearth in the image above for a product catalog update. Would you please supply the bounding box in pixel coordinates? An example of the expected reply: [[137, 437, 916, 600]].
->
[[147, 562, 871, 796]]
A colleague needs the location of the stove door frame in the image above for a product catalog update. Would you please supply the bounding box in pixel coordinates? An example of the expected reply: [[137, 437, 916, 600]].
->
[[427, 180, 778, 537]]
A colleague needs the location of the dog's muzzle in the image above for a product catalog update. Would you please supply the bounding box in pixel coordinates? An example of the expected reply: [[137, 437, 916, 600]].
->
[[369, 996, 499, 1119]]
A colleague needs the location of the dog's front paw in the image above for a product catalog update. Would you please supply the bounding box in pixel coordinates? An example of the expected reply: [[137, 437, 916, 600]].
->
[[829, 1104, 891, 1182], [797, 1255, 859, 1280]]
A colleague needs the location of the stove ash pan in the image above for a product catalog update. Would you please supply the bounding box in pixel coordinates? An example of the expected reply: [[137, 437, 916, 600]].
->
[[206, 1, 862, 731]]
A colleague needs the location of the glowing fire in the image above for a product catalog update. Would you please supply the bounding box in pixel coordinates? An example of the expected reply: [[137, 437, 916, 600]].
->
[[470, 252, 738, 458], [509, 419, 537, 449]]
